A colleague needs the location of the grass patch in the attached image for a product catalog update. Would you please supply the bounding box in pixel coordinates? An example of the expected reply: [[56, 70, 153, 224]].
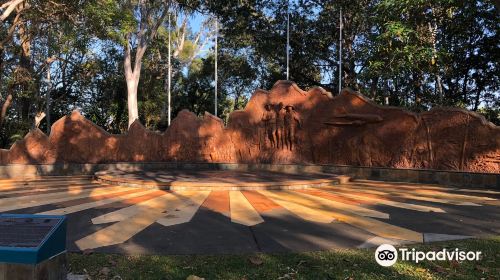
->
[[68, 236, 500, 280]]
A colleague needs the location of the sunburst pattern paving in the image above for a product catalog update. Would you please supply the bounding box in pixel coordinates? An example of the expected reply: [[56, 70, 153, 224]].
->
[[1, 174, 499, 255]]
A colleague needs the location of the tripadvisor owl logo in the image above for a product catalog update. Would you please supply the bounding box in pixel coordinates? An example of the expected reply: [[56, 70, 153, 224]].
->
[[374, 244, 482, 267], [375, 244, 398, 267]]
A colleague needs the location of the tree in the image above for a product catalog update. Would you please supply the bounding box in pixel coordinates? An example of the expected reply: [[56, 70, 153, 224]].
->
[[122, 0, 170, 127], [0, 0, 82, 130], [154, 12, 216, 127], [1, 0, 498, 148], [206, 0, 498, 123], [85, 0, 207, 128]]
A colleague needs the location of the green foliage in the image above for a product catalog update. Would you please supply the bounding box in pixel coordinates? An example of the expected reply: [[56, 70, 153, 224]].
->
[[83, 0, 135, 44], [0, 0, 498, 148]]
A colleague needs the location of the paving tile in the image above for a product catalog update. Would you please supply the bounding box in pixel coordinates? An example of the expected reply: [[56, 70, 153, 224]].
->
[[1, 174, 499, 254]]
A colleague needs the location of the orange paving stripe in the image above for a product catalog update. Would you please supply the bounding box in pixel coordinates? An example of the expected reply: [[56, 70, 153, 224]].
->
[[52, 188, 147, 208], [298, 189, 364, 205], [326, 187, 388, 199], [414, 188, 468, 195], [333, 188, 416, 203], [322, 188, 398, 206], [93, 190, 169, 209], [201, 191, 230, 216], [240, 190, 281, 213]]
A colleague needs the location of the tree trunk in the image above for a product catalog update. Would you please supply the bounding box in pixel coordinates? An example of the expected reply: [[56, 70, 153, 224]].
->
[[123, 0, 169, 128], [370, 77, 378, 99], [462, 72, 469, 103], [0, 93, 12, 127], [124, 31, 144, 128], [126, 78, 139, 126], [45, 33, 52, 133], [160, 71, 168, 122], [473, 83, 483, 111], [233, 87, 243, 111], [34, 111, 45, 128], [428, 14, 443, 105], [0, 0, 25, 22], [435, 74, 443, 104], [0, 48, 3, 92], [342, 38, 356, 89], [413, 72, 423, 109], [18, 16, 32, 123]]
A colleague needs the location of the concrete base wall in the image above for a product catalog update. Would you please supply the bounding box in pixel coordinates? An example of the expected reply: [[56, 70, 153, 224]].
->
[[0, 253, 66, 280], [1, 162, 498, 189]]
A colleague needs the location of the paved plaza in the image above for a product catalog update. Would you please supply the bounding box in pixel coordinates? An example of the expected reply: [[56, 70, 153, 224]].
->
[[0, 171, 499, 255]]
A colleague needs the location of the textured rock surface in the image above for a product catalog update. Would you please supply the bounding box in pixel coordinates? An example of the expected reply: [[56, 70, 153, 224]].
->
[[1, 80, 499, 173]]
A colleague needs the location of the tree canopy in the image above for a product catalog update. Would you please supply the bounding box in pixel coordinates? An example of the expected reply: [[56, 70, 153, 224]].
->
[[0, 0, 498, 148]]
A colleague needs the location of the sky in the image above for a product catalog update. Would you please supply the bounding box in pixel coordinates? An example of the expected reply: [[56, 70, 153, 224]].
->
[[188, 11, 215, 57]]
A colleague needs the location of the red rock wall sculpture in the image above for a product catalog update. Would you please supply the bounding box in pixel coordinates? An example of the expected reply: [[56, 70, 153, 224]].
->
[[1, 81, 499, 173]]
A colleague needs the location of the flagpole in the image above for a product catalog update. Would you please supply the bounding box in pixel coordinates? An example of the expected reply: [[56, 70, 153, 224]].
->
[[286, 1, 290, 80], [214, 18, 218, 116], [46, 56, 51, 133], [338, 7, 342, 95], [46, 31, 52, 134], [167, 12, 172, 126]]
